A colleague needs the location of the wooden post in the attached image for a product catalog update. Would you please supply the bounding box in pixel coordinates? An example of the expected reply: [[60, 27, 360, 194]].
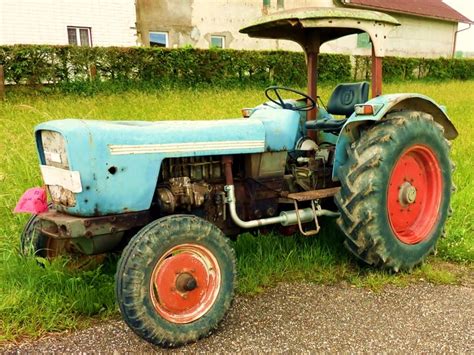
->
[[89, 64, 97, 80], [0, 65, 5, 101]]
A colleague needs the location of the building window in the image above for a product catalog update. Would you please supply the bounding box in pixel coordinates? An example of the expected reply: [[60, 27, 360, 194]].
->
[[67, 27, 91, 46], [277, 0, 284, 9], [210, 35, 225, 49], [357, 33, 371, 49], [149, 32, 169, 47]]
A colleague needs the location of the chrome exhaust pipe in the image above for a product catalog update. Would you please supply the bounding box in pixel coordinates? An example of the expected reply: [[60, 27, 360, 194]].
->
[[224, 185, 334, 229]]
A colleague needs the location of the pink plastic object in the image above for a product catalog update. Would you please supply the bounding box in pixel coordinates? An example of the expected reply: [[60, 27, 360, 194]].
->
[[14, 187, 48, 214]]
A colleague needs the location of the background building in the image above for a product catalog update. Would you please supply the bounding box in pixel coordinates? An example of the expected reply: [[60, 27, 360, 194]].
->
[[0, 0, 137, 47], [0, 0, 471, 59], [136, 0, 472, 58]]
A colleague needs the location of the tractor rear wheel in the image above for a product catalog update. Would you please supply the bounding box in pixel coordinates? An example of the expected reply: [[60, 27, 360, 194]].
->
[[335, 111, 453, 271], [115, 215, 236, 347]]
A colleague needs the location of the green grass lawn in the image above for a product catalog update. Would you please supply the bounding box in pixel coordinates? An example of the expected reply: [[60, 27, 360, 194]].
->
[[0, 82, 473, 343]]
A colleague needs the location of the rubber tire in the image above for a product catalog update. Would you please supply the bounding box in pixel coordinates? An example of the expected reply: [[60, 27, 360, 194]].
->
[[115, 215, 236, 347], [20, 213, 50, 257], [335, 111, 453, 272], [21, 211, 110, 268]]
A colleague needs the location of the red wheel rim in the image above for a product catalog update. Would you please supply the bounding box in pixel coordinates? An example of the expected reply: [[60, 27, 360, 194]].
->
[[150, 244, 221, 324], [387, 145, 443, 244]]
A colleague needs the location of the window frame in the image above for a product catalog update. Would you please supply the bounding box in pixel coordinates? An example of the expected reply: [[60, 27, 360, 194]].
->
[[67, 26, 92, 47], [357, 32, 372, 49], [149, 31, 169, 48], [210, 35, 225, 49]]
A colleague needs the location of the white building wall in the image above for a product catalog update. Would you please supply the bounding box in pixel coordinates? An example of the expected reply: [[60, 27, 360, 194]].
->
[[0, 0, 137, 47], [1, 0, 457, 57], [190, 0, 332, 51], [322, 14, 457, 58], [186, 0, 457, 58], [385, 15, 457, 58]]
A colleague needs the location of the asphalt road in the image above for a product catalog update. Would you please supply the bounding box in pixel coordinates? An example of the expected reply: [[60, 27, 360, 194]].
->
[[4, 283, 474, 353]]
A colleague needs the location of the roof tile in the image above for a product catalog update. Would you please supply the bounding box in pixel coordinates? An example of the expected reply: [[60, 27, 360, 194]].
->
[[344, 0, 472, 23]]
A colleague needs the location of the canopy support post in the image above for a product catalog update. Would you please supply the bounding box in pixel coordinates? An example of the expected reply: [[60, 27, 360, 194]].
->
[[306, 49, 319, 140], [304, 32, 321, 141], [306, 50, 319, 123], [371, 45, 383, 98]]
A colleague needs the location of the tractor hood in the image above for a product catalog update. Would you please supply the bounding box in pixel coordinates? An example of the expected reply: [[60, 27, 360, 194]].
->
[[34, 109, 302, 216]]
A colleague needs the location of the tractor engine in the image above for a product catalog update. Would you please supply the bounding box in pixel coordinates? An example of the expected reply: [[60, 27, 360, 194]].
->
[[156, 154, 285, 234], [156, 156, 229, 232], [157, 156, 224, 213], [156, 177, 212, 213], [154, 145, 336, 234]]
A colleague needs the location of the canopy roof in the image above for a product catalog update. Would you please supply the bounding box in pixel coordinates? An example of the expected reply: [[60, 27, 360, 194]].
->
[[240, 8, 400, 56]]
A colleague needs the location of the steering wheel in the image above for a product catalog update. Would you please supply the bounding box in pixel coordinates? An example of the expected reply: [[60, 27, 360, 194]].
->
[[264, 86, 316, 112]]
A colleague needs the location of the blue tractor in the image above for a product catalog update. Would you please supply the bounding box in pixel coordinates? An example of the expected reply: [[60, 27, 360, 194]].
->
[[20, 8, 457, 346]]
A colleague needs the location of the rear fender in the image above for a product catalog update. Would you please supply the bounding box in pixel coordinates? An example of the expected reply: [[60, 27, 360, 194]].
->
[[332, 94, 458, 180]]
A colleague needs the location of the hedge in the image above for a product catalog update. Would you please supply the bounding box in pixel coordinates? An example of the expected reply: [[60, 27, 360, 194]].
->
[[0, 45, 473, 89], [0, 45, 350, 87], [353, 55, 474, 82]]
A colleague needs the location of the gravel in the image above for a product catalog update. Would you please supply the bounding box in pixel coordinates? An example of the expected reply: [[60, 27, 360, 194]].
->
[[3, 283, 473, 353]]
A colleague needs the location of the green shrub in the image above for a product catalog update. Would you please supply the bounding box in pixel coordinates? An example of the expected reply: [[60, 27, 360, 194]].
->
[[0, 45, 473, 92]]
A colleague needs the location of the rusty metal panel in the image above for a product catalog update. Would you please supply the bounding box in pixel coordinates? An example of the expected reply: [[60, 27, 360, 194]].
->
[[38, 210, 151, 239], [286, 187, 340, 201]]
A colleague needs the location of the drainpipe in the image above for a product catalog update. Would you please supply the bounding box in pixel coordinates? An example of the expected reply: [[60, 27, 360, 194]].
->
[[453, 23, 472, 58]]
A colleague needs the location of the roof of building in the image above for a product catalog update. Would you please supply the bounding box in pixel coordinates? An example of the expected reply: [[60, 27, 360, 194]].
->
[[341, 0, 472, 24]]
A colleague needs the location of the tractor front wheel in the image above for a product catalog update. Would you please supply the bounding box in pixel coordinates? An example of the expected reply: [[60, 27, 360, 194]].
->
[[21, 213, 107, 268], [115, 215, 236, 347], [20, 212, 65, 258], [335, 111, 453, 271]]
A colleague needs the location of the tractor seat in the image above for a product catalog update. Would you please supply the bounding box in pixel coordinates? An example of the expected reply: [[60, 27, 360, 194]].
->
[[306, 82, 369, 132]]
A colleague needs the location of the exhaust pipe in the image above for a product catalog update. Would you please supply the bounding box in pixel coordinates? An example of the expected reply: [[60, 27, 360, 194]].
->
[[221, 155, 339, 231], [224, 185, 315, 229]]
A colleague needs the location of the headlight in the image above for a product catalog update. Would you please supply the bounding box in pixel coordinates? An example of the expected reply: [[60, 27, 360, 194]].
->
[[39, 130, 78, 207], [41, 130, 69, 169]]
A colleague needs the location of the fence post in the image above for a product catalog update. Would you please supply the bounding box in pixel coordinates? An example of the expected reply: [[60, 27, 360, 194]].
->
[[0, 65, 5, 101], [89, 64, 97, 80]]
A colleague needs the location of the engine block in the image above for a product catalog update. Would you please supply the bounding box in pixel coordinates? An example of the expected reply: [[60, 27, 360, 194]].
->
[[160, 157, 223, 182]]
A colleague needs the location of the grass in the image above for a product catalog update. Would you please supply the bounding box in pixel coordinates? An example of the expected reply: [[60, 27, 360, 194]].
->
[[0, 82, 473, 343]]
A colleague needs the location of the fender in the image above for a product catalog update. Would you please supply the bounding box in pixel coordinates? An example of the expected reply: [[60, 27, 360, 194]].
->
[[332, 93, 458, 180]]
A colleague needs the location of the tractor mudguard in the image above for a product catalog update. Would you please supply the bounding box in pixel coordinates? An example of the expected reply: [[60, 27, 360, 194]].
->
[[332, 93, 458, 180]]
